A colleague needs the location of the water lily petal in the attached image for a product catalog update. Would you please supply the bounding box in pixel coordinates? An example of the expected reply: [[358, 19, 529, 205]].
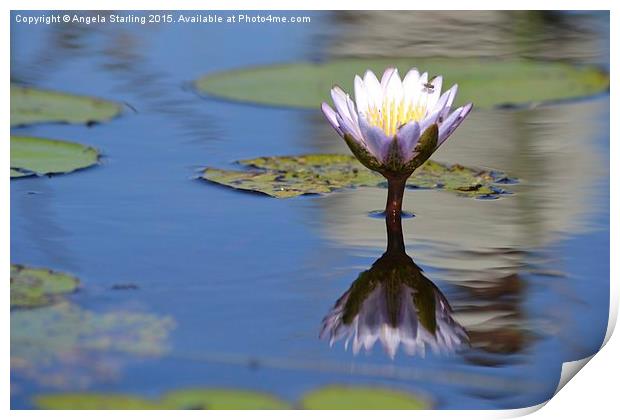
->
[[409, 72, 429, 113], [321, 102, 343, 136], [438, 103, 473, 146], [346, 94, 359, 125], [332, 86, 363, 139], [418, 108, 442, 135], [380, 67, 397, 89], [437, 107, 464, 141], [396, 120, 421, 161], [363, 69, 382, 110], [331, 86, 354, 121], [339, 119, 384, 170], [418, 72, 428, 86], [402, 68, 421, 108], [354, 75, 368, 114], [335, 113, 360, 142], [359, 114, 390, 162], [435, 84, 458, 121], [402, 68, 420, 89], [420, 81, 455, 130], [425, 75, 443, 112], [384, 68, 403, 106]]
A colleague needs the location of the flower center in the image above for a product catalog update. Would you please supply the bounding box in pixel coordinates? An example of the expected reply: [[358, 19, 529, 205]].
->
[[366, 97, 427, 137]]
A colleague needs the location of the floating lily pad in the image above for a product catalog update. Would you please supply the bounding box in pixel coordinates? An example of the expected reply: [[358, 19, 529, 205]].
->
[[300, 385, 431, 409], [11, 85, 122, 126], [10, 135, 99, 178], [11, 168, 32, 178], [35, 389, 289, 410], [11, 264, 80, 309], [36, 387, 426, 410], [201, 154, 514, 198], [195, 58, 609, 109], [35, 394, 166, 410], [162, 389, 290, 410]]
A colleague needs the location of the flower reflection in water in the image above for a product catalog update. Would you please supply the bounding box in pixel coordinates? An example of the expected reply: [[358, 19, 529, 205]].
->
[[320, 211, 468, 359]]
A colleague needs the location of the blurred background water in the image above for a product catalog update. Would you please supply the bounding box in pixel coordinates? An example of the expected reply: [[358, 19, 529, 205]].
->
[[10, 10, 609, 409]]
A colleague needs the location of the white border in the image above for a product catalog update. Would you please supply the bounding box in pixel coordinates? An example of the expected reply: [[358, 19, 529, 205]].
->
[[0, 1, 616, 10], [4, 1, 616, 419]]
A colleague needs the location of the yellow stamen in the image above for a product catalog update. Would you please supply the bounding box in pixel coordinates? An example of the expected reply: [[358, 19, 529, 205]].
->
[[366, 96, 427, 136]]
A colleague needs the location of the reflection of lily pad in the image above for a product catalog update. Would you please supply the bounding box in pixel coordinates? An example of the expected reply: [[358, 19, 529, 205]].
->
[[10, 135, 99, 178], [11, 85, 122, 126], [11, 302, 175, 387], [10, 264, 80, 309], [201, 154, 514, 198], [195, 58, 609, 109], [300, 385, 431, 409], [11, 303, 175, 359], [35, 389, 290, 410]]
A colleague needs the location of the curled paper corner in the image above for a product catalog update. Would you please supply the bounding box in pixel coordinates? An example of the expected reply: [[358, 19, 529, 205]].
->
[[498, 357, 596, 418], [498, 402, 547, 418], [603, 283, 618, 347], [442, 403, 547, 418], [540, 293, 617, 411], [555, 355, 595, 396]]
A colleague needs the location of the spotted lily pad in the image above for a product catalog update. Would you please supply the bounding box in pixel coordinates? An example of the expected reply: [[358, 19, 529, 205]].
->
[[195, 58, 609, 109], [11, 85, 122, 126], [300, 385, 431, 409], [35, 389, 290, 410], [11, 264, 80, 309], [201, 154, 514, 198], [10, 135, 99, 178]]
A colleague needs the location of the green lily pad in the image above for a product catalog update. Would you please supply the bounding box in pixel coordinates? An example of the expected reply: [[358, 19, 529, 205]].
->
[[11, 264, 80, 309], [10, 135, 99, 178], [11, 168, 31, 178], [35, 394, 166, 410], [35, 389, 289, 410], [201, 154, 514, 198], [300, 385, 431, 409], [11, 85, 122, 126], [162, 389, 290, 409], [195, 58, 609, 109]]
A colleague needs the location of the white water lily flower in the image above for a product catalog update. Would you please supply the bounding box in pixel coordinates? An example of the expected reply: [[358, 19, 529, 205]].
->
[[321, 67, 473, 174]]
